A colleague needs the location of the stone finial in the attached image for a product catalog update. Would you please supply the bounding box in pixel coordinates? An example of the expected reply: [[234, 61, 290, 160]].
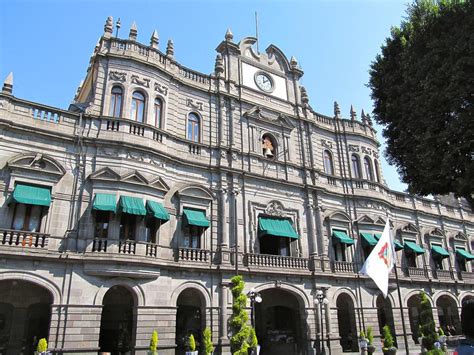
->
[[300, 86, 309, 105], [215, 54, 224, 76], [365, 113, 373, 126], [115, 18, 121, 37], [150, 30, 159, 49], [334, 101, 340, 118], [350, 105, 357, 121], [129, 21, 138, 41], [361, 109, 368, 124], [225, 28, 234, 42], [104, 16, 113, 36], [2, 72, 13, 94], [290, 56, 298, 69], [166, 39, 174, 58]]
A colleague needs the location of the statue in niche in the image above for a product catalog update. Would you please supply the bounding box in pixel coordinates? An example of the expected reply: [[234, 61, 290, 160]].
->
[[262, 135, 274, 158]]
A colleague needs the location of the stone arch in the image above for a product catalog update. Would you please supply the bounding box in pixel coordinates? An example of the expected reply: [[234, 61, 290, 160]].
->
[[331, 287, 358, 306], [170, 281, 211, 308], [7, 153, 66, 177], [165, 183, 216, 207], [266, 44, 291, 72], [261, 132, 278, 159], [325, 210, 352, 223], [253, 281, 310, 309], [371, 291, 396, 308], [433, 290, 460, 308], [93, 277, 145, 307], [460, 292, 474, 305], [0, 271, 61, 304], [404, 289, 434, 307]]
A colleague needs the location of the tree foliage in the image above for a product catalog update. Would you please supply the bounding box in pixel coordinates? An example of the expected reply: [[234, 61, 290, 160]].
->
[[419, 291, 437, 351], [149, 330, 158, 352], [382, 325, 395, 350], [203, 327, 214, 355], [368, 0, 474, 205], [229, 275, 258, 355]]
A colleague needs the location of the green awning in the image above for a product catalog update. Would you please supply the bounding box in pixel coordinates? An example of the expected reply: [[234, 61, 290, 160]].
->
[[10, 183, 51, 207], [92, 193, 116, 212], [393, 240, 404, 251], [404, 241, 425, 255], [183, 208, 210, 228], [360, 232, 378, 246], [431, 245, 449, 258], [456, 249, 474, 261], [118, 196, 146, 216], [332, 230, 354, 245], [258, 217, 299, 239], [146, 200, 170, 221], [374, 233, 403, 251]]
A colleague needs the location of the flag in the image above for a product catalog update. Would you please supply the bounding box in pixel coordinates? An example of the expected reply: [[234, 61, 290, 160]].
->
[[359, 219, 395, 298]]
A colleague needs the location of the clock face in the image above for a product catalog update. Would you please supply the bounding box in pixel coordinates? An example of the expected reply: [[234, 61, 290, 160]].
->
[[255, 72, 273, 92]]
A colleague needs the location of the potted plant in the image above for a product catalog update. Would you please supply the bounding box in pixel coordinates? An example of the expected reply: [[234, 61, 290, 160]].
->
[[185, 334, 198, 355], [366, 327, 376, 354], [382, 325, 397, 355], [36, 338, 50, 355], [202, 328, 214, 355], [359, 330, 368, 354], [148, 330, 158, 355]]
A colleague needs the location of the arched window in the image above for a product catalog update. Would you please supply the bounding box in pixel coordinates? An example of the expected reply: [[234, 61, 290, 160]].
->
[[374, 159, 381, 183], [109, 86, 123, 117], [351, 154, 361, 179], [262, 133, 277, 159], [130, 91, 146, 123], [154, 98, 163, 128], [323, 150, 334, 175], [187, 113, 200, 142], [364, 156, 374, 181]]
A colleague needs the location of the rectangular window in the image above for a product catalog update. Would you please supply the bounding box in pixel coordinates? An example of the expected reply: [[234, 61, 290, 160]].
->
[[145, 218, 160, 243], [120, 214, 136, 240], [458, 258, 467, 272], [94, 211, 110, 239], [11, 204, 43, 232], [334, 243, 346, 262], [183, 225, 202, 248], [406, 252, 417, 267]]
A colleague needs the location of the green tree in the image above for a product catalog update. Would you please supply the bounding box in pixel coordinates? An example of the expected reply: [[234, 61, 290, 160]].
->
[[229, 275, 258, 355], [419, 291, 439, 352], [368, 0, 474, 206], [202, 327, 214, 355]]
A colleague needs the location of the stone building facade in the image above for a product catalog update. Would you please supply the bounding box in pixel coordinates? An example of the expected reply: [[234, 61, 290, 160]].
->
[[0, 17, 473, 355]]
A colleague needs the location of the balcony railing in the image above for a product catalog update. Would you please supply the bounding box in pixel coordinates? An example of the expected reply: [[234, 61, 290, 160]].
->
[[244, 253, 309, 269], [175, 248, 210, 262], [458, 271, 474, 283], [433, 269, 454, 280], [92, 238, 107, 252], [0, 229, 48, 249], [407, 267, 427, 278], [146, 243, 158, 257], [119, 240, 136, 254], [331, 261, 355, 273]]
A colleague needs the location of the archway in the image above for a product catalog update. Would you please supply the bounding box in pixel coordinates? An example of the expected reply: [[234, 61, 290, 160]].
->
[[376, 295, 397, 347], [0, 279, 52, 354], [436, 295, 461, 335], [255, 288, 306, 355], [99, 285, 136, 354], [407, 294, 422, 343], [175, 288, 205, 354], [336, 294, 358, 352]]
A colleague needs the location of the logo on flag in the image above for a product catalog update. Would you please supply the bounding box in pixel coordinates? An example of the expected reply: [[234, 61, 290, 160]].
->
[[359, 219, 395, 298]]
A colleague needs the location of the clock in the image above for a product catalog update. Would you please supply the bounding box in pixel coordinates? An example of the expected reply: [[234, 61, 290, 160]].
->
[[254, 72, 274, 92]]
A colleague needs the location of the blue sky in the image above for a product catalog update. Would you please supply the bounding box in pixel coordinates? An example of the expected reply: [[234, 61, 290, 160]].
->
[[0, 0, 409, 192]]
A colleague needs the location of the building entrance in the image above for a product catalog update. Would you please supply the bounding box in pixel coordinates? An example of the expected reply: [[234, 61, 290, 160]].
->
[[255, 288, 306, 355]]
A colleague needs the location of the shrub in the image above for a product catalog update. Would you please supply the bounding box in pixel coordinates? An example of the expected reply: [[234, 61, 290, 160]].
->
[[149, 330, 158, 352], [229, 275, 258, 355], [359, 330, 366, 339], [37, 338, 48, 353], [382, 325, 394, 350], [367, 326, 374, 345], [203, 327, 214, 355], [419, 291, 437, 350], [438, 327, 444, 336], [188, 334, 196, 352]]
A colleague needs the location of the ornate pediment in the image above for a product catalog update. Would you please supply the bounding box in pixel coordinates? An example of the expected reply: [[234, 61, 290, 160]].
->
[[356, 215, 375, 225], [244, 106, 295, 131], [89, 167, 120, 181], [89, 168, 169, 192], [454, 232, 467, 241], [399, 222, 419, 235], [148, 176, 169, 192], [6, 153, 65, 180], [427, 227, 445, 238], [120, 170, 149, 185], [265, 200, 285, 217]]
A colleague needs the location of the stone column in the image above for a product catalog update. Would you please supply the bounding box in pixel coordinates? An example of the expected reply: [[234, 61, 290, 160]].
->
[[219, 187, 229, 247], [220, 283, 229, 343]]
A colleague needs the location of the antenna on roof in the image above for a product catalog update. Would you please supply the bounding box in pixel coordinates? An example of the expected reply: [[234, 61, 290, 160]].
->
[[115, 18, 121, 38], [255, 11, 259, 53]]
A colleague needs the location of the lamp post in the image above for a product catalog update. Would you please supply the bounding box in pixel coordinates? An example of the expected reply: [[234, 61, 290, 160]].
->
[[315, 290, 329, 355], [247, 288, 262, 328]]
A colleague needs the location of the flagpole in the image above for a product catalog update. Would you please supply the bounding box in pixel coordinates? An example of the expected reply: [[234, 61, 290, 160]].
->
[[394, 262, 410, 354]]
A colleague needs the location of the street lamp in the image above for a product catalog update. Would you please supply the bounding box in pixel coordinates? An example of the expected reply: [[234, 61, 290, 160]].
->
[[247, 288, 262, 328], [315, 290, 329, 355]]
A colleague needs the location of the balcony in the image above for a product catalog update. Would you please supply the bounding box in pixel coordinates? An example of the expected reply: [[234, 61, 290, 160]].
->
[[457, 271, 474, 283], [0, 229, 49, 250], [331, 261, 355, 274], [244, 253, 309, 270], [175, 247, 210, 263], [406, 267, 427, 279], [432, 269, 454, 280]]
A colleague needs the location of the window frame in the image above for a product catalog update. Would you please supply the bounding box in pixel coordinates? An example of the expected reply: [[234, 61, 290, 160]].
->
[[187, 112, 201, 143], [351, 154, 361, 179], [109, 85, 123, 118], [154, 97, 163, 129], [11, 203, 44, 232], [130, 90, 146, 123], [323, 150, 334, 175], [364, 156, 374, 181]]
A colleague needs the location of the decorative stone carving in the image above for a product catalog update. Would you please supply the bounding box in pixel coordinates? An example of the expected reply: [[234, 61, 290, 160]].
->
[[154, 82, 168, 96], [321, 139, 333, 149], [109, 71, 127, 82], [356, 200, 388, 212], [265, 201, 285, 217], [131, 75, 150, 88], [348, 144, 359, 152], [231, 153, 238, 160], [361, 146, 372, 154], [220, 150, 227, 158], [186, 98, 203, 111]]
